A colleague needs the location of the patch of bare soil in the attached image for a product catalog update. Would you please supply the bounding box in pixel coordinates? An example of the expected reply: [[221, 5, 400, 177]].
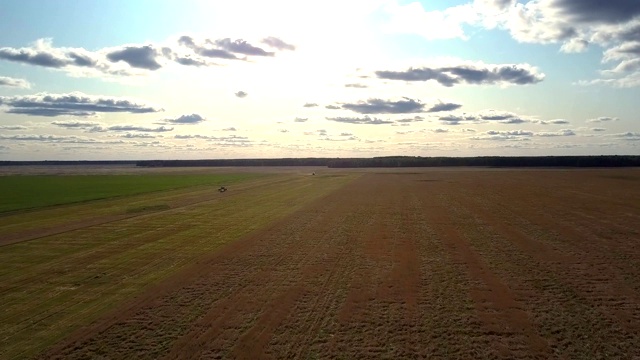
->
[[42, 169, 640, 359]]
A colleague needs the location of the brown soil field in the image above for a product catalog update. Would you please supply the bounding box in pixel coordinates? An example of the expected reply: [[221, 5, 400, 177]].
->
[[15, 168, 640, 358]]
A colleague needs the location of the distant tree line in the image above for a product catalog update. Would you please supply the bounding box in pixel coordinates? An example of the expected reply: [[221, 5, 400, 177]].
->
[[136, 158, 330, 167], [325, 155, 640, 168], [2, 156, 639, 168], [0, 160, 137, 166], [135, 156, 640, 168]]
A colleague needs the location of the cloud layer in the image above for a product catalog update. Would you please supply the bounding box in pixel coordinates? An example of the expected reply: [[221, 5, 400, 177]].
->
[[0, 35, 295, 79], [383, 0, 640, 87], [341, 98, 425, 114], [376, 63, 544, 86], [326, 116, 394, 125], [0, 76, 31, 88], [0, 92, 161, 117], [163, 114, 206, 125]]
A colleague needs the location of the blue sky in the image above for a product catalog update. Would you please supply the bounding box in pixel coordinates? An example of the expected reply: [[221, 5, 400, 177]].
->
[[0, 0, 639, 160]]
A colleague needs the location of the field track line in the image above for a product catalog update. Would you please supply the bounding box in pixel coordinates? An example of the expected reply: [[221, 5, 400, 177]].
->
[[420, 192, 552, 357], [2, 174, 357, 359], [438, 173, 640, 357], [445, 187, 640, 337], [39, 174, 361, 359], [24, 170, 640, 359]]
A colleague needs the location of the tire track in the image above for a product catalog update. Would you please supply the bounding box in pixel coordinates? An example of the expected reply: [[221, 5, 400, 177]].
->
[[425, 196, 550, 358]]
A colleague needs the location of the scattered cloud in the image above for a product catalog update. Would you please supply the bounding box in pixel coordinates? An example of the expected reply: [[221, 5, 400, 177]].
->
[[591, 127, 606, 132], [0, 125, 27, 130], [215, 38, 274, 57], [341, 98, 425, 114], [396, 116, 425, 123], [172, 55, 209, 67], [106, 45, 162, 70], [500, 118, 527, 124], [102, 125, 173, 132], [0, 39, 95, 69], [163, 114, 205, 124], [235, 91, 248, 98], [439, 114, 479, 125], [472, 129, 533, 141], [322, 136, 358, 141], [174, 134, 211, 139], [294, 117, 308, 122], [489, 130, 533, 136], [326, 116, 394, 125], [536, 129, 576, 137], [431, 128, 449, 133], [0, 35, 293, 80], [303, 129, 329, 136], [382, 1, 640, 88], [222, 127, 237, 131], [177, 36, 237, 60], [345, 83, 368, 88], [552, 0, 640, 24], [587, 116, 619, 123], [613, 132, 640, 140], [376, 62, 544, 86], [470, 128, 579, 141], [262, 37, 296, 51], [579, 73, 640, 88], [479, 111, 514, 120], [560, 38, 589, 53], [52, 120, 101, 128], [0, 76, 31, 88], [437, 109, 532, 125], [118, 133, 157, 139], [428, 102, 462, 112], [536, 119, 570, 125], [173, 134, 252, 146], [0, 134, 90, 142], [303, 103, 318, 107], [325, 104, 341, 109], [0, 92, 161, 117], [0, 134, 133, 145]]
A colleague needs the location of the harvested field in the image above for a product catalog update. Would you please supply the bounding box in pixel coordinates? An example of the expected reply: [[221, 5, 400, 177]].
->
[[0, 171, 354, 358], [2, 168, 640, 359]]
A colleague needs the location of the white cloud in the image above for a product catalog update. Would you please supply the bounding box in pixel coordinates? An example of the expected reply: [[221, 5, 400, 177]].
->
[[0, 92, 162, 117], [376, 61, 544, 86], [586, 116, 619, 123], [0, 35, 294, 81], [381, 1, 640, 87], [0, 76, 31, 88], [383, 2, 476, 40], [560, 38, 589, 53]]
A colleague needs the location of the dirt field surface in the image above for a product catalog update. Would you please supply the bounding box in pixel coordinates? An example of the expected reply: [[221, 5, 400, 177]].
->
[[0, 171, 355, 359], [27, 168, 640, 359]]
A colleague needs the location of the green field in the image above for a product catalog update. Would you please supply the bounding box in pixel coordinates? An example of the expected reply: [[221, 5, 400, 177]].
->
[[0, 174, 262, 213], [0, 171, 357, 359]]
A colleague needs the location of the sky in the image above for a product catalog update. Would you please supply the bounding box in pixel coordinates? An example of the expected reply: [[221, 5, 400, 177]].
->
[[0, 0, 639, 160]]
